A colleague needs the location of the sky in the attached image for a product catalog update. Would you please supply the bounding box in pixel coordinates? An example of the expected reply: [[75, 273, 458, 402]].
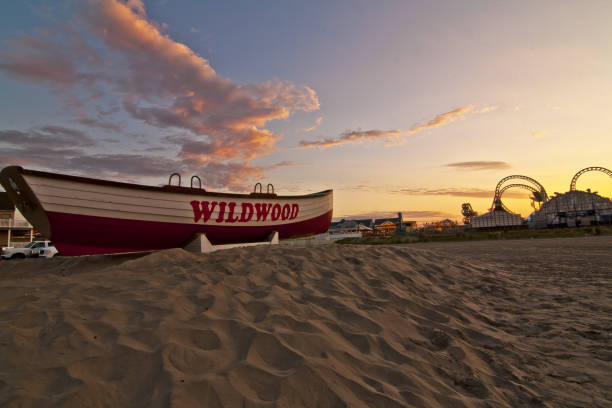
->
[[1, 0, 611, 222]]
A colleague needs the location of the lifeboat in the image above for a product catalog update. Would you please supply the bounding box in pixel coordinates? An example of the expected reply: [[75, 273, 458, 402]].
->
[[0, 166, 333, 256]]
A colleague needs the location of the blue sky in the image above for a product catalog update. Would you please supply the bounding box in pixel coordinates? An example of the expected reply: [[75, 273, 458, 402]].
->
[[1, 0, 611, 220]]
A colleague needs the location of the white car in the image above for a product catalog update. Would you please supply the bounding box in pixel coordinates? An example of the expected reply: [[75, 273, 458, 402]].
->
[[1, 241, 58, 259]]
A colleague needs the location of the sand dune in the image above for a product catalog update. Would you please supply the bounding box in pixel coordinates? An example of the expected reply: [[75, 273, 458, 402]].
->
[[0, 236, 610, 407]]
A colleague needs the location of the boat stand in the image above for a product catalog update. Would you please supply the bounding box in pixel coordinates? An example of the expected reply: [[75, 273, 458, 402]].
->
[[183, 231, 279, 253]]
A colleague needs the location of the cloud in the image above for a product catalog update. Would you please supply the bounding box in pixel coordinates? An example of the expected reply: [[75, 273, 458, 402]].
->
[[0, 126, 94, 148], [335, 210, 455, 220], [304, 116, 322, 132], [0, 126, 97, 171], [75, 117, 123, 132], [338, 185, 377, 192], [0, 0, 319, 163], [264, 161, 303, 170], [477, 105, 498, 113], [532, 130, 547, 138], [0, 123, 297, 190], [300, 129, 402, 148], [393, 187, 525, 199], [405, 105, 474, 135], [66, 154, 181, 178], [444, 161, 511, 170], [299, 105, 475, 149]]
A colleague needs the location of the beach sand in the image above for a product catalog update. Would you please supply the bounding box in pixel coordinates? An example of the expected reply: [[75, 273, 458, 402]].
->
[[0, 236, 610, 407]]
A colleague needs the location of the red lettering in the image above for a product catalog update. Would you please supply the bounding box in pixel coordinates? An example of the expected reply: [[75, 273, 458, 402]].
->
[[225, 202, 239, 223], [255, 203, 271, 221], [271, 204, 281, 221], [240, 202, 254, 222], [215, 202, 227, 223], [290, 204, 299, 219], [190, 200, 217, 223], [281, 204, 290, 220]]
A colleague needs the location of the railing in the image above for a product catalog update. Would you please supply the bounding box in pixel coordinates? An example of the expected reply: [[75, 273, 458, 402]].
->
[[0, 219, 32, 228]]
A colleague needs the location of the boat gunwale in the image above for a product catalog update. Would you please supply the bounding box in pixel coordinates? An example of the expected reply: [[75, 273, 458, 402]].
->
[[15, 167, 333, 199]]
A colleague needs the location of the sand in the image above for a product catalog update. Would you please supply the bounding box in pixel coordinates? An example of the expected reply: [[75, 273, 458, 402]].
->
[[0, 236, 610, 407]]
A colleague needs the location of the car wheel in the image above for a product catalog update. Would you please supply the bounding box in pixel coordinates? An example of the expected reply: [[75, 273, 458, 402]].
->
[[11, 253, 26, 260], [52, 253, 59, 258]]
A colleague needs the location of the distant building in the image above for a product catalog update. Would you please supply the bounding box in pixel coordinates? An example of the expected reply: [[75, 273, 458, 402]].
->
[[373, 217, 416, 235], [531, 190, 612, 228], [374, 220, 396, 234], [328, 217, 415, 236], [0, 192, 34, 247], [471, 209, 523, 229], [421, 219, 460, 231], [329, 218, 375, 235], [437, 219, 458, 228]]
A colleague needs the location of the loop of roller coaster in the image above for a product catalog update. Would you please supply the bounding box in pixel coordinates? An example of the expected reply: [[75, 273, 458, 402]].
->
[[569, 167, 612, 191], [490, 175, 549, 212], [496, 183, 542, 213]]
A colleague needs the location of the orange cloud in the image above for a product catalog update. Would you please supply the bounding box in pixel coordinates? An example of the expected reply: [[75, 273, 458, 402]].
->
[[299, 129, 402, 148], [0, 124, 297, 190], [299, 105, 475, 149], [405, 105, 474, 134], [477, 105, 498, 113], [444, 161, 511, 170], [304, 116, 323, 132], [0, 0, 319, 162]]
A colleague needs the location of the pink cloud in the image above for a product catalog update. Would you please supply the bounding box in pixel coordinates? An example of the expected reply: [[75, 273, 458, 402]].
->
[[299, 129, 402, 148], [0, 125, 296, 190], [299, 105, 476, 149], [0, 0, 319, 163], [405, 105, 474, 134]]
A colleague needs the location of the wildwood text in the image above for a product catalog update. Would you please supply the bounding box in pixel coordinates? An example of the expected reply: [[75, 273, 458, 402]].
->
[[190, 201, 299, 223]]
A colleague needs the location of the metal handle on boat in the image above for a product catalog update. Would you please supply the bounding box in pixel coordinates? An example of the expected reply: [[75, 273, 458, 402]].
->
[[191, 175, 202, 189], [267, 183, 275, 194], [253, 182, 262, 194], [169, 173, 181, 187]]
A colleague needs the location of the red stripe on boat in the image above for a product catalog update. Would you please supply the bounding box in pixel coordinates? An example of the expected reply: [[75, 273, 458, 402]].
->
[[47, 210, 333, 256]]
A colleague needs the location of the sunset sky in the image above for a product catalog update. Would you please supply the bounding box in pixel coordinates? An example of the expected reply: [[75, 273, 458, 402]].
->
[[1, 0, 611, 221]]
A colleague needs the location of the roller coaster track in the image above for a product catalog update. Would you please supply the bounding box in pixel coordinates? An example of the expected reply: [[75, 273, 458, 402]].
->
[[570, 167, 612, 191], [497, 183, 541, 213], [491, 175, 548, 211]]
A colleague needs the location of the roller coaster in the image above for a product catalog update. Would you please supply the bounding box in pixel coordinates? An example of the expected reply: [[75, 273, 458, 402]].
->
[[462, 166, 611, 225], [570, 166, 612, 191], [489, 175, 548, 213], [496, 183, 542, 212]]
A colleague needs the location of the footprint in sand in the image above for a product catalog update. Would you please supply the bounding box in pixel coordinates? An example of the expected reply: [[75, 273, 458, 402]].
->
[[448, 346, 466, 360], [247, 333, 304, 371], [429, 329, 451, 350], [170, 328, 221, 350], [228, 363, 283, 402], [165, 343, 217, 374]]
